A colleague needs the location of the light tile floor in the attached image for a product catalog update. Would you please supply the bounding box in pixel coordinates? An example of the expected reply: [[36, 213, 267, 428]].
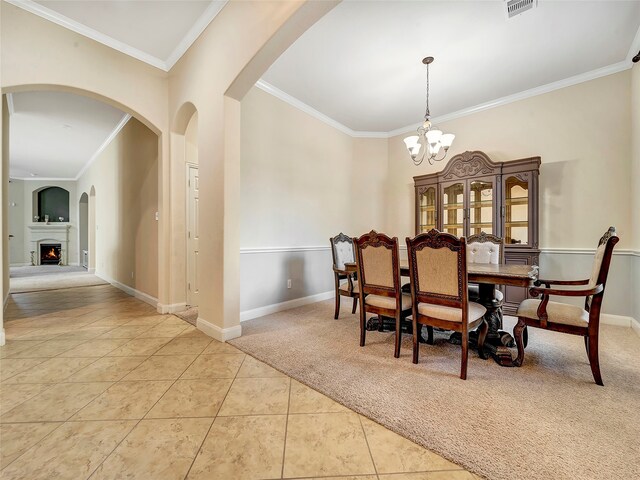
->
[[0, 285, 479, 480]]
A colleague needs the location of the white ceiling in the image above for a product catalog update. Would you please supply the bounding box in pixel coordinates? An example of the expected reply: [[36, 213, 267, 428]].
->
[[9, 91, 128, 180], [262, 0, 640, 133], [11, 0, 227, 70]]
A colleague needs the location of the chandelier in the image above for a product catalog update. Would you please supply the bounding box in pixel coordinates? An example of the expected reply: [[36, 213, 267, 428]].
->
[[403, 57, 455, 166]]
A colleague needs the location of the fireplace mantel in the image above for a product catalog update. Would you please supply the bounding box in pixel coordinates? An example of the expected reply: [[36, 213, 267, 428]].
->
[[28, 224, 71, 265], [27, 224, 71, 232]]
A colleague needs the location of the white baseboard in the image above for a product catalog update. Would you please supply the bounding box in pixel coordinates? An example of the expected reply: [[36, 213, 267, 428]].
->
[[95, 273, 158, 308], [157, 302, 187, 314], [10, 262, 31, 267], [88, 268, 95, 274], [240, 290, 334, 322], [197, 317, 242, 342], [632, 318, 640, 338], [0, 329, 5, 346], [600, 313, 635, 328]]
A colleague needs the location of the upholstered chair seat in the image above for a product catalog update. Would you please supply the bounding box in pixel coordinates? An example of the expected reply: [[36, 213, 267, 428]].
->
[[366, 293, 411, 310], [517, 299, 588, 327], [417, 302, 486, 323], [513, 227, 619, 385], [406, 229, 489, 380], [354, 230, 409, 358], [339, 280, 359, 294]]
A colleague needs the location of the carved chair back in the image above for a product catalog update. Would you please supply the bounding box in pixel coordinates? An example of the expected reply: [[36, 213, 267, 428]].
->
[[585, 227, 619, 318], [406, 229, 468, 311], [467, 232, 504, 265], [330, 233, 355, 272], [354, 231, 400, 299]]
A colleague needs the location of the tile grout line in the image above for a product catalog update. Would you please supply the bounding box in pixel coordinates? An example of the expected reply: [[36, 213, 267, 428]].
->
[[79, 334, 205, 479], [280, 376, 293, 479], [0, 304, 180, 471], [182, 349, 249, 480], [358, 414, 380, 478]]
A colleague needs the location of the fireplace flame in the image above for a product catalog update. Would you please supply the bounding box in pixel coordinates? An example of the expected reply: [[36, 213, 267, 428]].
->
[[45, 248, 58, 259]]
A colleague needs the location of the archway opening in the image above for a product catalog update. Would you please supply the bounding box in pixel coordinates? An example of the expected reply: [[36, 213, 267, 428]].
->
[[79, 192, 88, 268]]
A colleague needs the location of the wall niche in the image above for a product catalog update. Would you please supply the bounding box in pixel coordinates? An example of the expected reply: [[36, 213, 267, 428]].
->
[[33, 186, 70, 222]]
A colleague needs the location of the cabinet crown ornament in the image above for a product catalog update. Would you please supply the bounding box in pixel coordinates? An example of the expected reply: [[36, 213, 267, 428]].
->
[[442, 151, 496, 180]]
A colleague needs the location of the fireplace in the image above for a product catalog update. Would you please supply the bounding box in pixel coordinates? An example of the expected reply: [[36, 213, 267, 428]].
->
[[40, 244, 61, 265]]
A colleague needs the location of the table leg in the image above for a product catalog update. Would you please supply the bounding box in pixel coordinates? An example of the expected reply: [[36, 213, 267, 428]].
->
[[449, 283, 517, 366]]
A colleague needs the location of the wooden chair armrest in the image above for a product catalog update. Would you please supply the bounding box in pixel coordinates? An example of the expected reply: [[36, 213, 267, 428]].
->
[[529, 284, 603, 298], [534, 278, 589, 288], [530, 284, 602, 328], [333, 266, 349, 275]]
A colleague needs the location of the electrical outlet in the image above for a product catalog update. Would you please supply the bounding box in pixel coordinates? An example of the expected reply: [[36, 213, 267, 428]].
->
[[287, 279, 292, 289]]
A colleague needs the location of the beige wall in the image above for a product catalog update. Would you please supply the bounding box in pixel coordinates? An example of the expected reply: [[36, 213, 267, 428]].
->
[[632, 64, 640, 250], [239, 86, 388, 311], [1, 1, 170, 307], [77, 118, 159, 298], [387, 71, 632, 250], [631, 63, 640, 322], [2, 95, 9, 340], [240, 87, 387, 248], [8, 179, 24, 265], [168, 1, 337, 339]]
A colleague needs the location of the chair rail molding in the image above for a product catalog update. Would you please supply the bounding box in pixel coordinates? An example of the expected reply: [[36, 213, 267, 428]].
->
[[240, 245, 330, 254]]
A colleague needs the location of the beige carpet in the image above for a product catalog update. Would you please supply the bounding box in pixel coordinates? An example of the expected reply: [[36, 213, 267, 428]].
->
[[10, 266, 108, 293], [229, 299, 640, 480], [174, 306, 198, 326]]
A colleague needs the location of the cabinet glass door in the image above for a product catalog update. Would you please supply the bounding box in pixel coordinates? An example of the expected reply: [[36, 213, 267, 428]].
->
[[418, 187, 437, 233], [469, 179, 493, 235], [504, 176, 529, 245], [442, 182, 464, 237]]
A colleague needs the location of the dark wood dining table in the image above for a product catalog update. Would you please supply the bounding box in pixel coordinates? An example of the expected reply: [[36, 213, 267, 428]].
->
[[343, 261, 538, 366]]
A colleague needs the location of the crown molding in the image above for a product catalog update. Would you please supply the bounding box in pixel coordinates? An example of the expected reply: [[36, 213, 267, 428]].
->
[[165, 1, 228, 70], [259, 59, 633, 140], [74, 113, 131, 180], [6, 0, 227, 72], [6, 0, 167, 70], [626, 23, 640, 63], [387, 60, 633, 138], [255, 80, 388, 139], [6, 93, 15, 115], [18, 177, 77, 182]]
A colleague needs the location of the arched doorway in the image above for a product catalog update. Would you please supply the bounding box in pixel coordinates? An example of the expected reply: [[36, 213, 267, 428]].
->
[[1, 84, 166, 307], [171, 103, 199, 309], [79, 192, 88, 268]]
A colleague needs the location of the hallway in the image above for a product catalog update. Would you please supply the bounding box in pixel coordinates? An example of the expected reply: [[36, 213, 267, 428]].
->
[[0, 285, 474, 480]]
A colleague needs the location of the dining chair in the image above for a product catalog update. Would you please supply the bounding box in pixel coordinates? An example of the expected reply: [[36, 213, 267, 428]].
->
[[513, 227, 618, 386], [330, 233, 358, 319], [467, 232, 505, 323], [354, 230, 411, 357], [406, 229, 488, 380]]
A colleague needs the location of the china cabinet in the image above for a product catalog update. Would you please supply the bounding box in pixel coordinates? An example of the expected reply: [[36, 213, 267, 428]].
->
[[414, 150, 540, 314]]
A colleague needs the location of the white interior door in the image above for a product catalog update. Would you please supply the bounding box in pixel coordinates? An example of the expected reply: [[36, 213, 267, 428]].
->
[[187, 165, 199, 306]]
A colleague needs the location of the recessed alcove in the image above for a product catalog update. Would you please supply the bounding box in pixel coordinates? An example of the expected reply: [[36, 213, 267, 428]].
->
[[32, 186, 70, 222]]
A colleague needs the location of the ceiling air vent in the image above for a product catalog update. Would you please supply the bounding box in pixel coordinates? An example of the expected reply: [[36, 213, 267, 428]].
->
[[505, 0, 537, 18]]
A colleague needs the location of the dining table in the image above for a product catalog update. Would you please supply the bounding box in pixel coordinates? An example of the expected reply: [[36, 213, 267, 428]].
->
[[343, 261, 538, 367]]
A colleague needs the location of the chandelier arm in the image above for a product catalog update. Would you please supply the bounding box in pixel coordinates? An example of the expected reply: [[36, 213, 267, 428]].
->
[[432, 148, 449, 162], [412, 148, 426, 166]]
